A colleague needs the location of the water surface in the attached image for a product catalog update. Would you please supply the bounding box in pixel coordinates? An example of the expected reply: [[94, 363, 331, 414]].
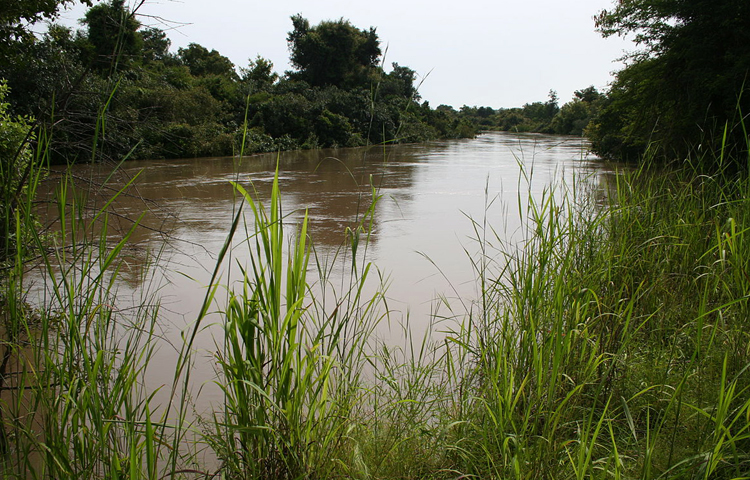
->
[[36, 131, 612, 409]]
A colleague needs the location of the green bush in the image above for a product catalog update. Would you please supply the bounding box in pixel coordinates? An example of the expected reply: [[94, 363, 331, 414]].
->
[[0, 80, 35, 259]]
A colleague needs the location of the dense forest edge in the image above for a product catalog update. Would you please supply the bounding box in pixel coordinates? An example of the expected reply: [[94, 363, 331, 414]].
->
[[2, 1, 483, 163], [3, 1, 748, 165], [2, 0, 750, 479]]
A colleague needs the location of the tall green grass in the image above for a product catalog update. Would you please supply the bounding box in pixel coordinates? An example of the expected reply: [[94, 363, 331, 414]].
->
[[205, 168, 386, 479], [439, 157, 750, 479], [0, 121, 193, 478], [3, 109, 750, 480]]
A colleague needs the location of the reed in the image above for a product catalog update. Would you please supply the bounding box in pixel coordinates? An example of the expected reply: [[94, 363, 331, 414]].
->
[[1, 103, 191, 477], [210, 167, 386, 479], [440, 153, 750, 479]]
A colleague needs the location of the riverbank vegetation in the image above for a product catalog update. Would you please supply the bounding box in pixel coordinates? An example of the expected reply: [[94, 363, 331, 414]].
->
[[588, 0, 750, 163], [2, 0, 750, 478], [454, 86, 606, 137], [3, 120, 750, 478], [5, 0, 748, 166], [1, 0, 476, 163]]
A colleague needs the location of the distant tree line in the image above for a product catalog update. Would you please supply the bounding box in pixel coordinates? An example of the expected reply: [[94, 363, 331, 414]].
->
[[2, 0, 747, 167], [0, 1, 477, 162], [453, 86, 606, 137]]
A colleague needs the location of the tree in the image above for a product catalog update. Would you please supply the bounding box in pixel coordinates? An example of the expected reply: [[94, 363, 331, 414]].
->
[[286, 15, 381, 89], [574, 86, 602, 104], [0, 0, 92, 62], [176, 43, 238, 107], [546, 86, 605, 136], [81, 0, 142, 73], [178, 43, 237, 78], [240, 56, 278, 93], [549, 87, 603, 136], [141, 26, 171, 64], [519, 90, 559, 132], [0, 80, 35, 258], [0, 0, 94, 94], [590, 0, 750, 163], [380, 63, 419, 101]]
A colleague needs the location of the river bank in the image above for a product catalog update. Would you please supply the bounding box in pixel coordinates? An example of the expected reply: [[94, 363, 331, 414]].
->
[[2, 136, 749, 478]]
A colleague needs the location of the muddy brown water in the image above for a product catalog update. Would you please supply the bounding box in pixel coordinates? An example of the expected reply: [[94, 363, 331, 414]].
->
[[31, 131, 615, 418]]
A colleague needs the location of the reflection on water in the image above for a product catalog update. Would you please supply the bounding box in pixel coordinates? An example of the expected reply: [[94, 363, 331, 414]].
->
[[34, 131, 614, 412]]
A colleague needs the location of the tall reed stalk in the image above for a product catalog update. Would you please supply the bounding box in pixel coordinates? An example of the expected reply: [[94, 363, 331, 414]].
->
[[211, 168, 384, 479], [1, 118, 191, 478]]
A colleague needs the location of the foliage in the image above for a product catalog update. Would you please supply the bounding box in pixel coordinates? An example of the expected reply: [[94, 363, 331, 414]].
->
[[287, 15, 381, 89], [141, 26, 171, 64], [0, 0, 91, 66], [0, 163, 198, 477], [178, 43, 237, 79], [457, 87, 603, 136], [213, 173, 380, 479], [0, 80, 36, 260], [404, 151, 750, 479], [550, 86, 605, 136], [522, 89, 559, 128], [379, 62, 420, 101], [589, 0, 750, 164], [81, 0, 142, 74], [240, 55, 278, 94], [1, 8, 477, 162]]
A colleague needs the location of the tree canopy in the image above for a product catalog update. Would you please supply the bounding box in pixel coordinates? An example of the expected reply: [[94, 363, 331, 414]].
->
[[82, 0, 141, 73], [178, 43, 237, 78], [287, 14, 381, 89], [0, 5, 477, 161], [0, 0, 91, 56], [588, 0, 750, 163]]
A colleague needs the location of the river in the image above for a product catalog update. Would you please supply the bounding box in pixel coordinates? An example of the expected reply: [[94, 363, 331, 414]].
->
[[34, 131, 613, 413]]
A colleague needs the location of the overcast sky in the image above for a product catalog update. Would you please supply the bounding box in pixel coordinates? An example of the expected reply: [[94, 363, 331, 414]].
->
[[55, 0, 633, 109]]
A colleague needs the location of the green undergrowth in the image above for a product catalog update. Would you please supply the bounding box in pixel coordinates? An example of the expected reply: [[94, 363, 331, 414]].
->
[[2, 132, 750, 479], [441, 157, 750, 480]]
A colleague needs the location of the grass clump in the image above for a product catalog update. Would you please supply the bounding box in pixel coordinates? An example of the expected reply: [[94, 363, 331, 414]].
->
[[0, 170, 178, 477], [207, 169, 384, 479], [443, 157, 750, 479], [1, 81, 194, 477]]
